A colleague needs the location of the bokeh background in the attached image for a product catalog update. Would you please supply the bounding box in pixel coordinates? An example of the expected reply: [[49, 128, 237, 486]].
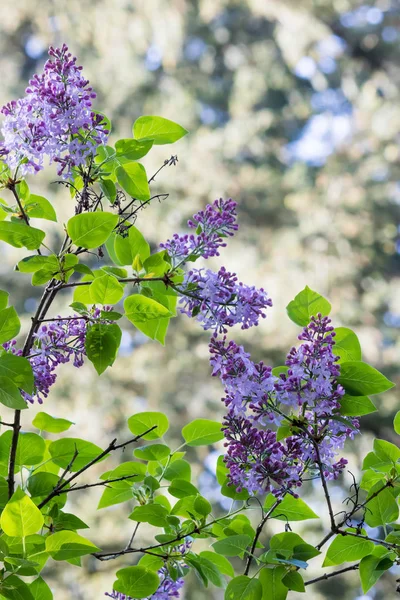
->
[[0, 0, 399, 598]]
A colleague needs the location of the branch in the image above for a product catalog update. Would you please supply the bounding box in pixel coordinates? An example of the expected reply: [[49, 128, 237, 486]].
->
[[37, 426, 157, 509], [336, 528, 399, 551], [305, 564, 359, 586], [313, 440, 336, 532], [244, 497, 283, 576], [93, 505, 246, 562], [54, 474, 139, 495], [60, 275, 169, 290]]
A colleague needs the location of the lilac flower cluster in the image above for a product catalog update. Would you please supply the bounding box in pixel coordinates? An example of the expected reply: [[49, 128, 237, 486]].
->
[[179, 267, 272, 333], [210, 315, 360, 495], [160, 198, 238, 264], [0, 44, 108, 177], [4, 315, 89, 404]]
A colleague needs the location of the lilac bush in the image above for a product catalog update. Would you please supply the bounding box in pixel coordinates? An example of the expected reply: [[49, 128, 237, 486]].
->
[[0, 44, 397, 600]]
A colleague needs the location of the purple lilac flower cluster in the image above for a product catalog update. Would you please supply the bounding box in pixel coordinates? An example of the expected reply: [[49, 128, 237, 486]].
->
[[179, 266, 272, 333], [0, 44, 108, 177], [209, 315, 359, 495], [4, 316, 87, 404], [160, 198, 238, 264]]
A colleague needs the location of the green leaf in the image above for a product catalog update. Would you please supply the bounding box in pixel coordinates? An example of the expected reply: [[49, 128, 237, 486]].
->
[[114, 226, 150, 266], [224, 576, 262, 600], [128, 411, 169, 441], [199, 551, 235, 577], [0, 377, 27, 409], [0, 290, 8, 310], [364, 483, 399, 527], [0, 221, 45, 250], [24, 195, 57, 222], [129, 504, 169, 527], [124, 295, 172, 333], [0, 354, 33, 394], [85, 323, 121, 375], [90, 274, 124, 304], [32, 412, 74, 434], [0, 307, 21, 344], [67, 212, 118, 249], [187, 554, 226, 588], [134, 444, 170, 461], [323, 529, 375, 566], [359, 546, 393, 593], [100, 179, 117, 203], [373, 438, 400, 463], [164, 459, 191, 482], [113, 566, 160, 598], [334, 327, 362, 362], [282, 571, 305, 593], [17, 255, 58, 273], [337, 361, 395, 396], [168, 479, 198, 499], [0, 574, 35, 600], [339, 394, 377, 416], [213, 534, 251, 557], [133, 116, 188, 145], [286, 286, 331, 327], [115, 139, 154, 160], [394, 411, 400, 435], [49, 438, 104, 472], [182, 419, 224, 446], [194, 495, 212, 516], [97, 485, 133, 509], [138, 554, 164, 572], [52, 512, 89, 532], [28, 576, 53, 600], [264, 493, 319, 521], [27, 473, 61, 500], [1, 488, 44, 537], [45, 531, 100, 560], [116, 163, 150, 201], [15, 433, 45, 466], [259, 566, 288, 600]]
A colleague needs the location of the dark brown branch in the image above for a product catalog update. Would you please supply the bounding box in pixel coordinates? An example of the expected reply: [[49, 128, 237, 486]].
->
[[244, 498, 283, 576], [37, 426, 157, 509], [60, 276, 168, 290], [54, 474, 138, 495], [305, 564, 359, 586], [336, 528, 399, 550]]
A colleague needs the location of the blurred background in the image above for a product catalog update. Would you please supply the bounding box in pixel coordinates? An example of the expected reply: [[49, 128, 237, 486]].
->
[[0, 0, 399, 598]]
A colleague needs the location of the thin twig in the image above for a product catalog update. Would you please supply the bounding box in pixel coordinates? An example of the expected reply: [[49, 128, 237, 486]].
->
[[37, 426, 157, 509], [244, 497, 283, 575], [305, 564, 359, 586]]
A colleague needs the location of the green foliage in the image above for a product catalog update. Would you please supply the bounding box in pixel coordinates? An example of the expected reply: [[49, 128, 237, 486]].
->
[[225, 576, 262, 600], [1, 488, 44, 537], [359, 546, 394, 593], [45, 531, 100, 560], [339, 394, 377, 416], [85, 323, 121, 375], [49, 438, 104, 471], [32, 412, 74, 434], [0, 306, 21, 344], [286, 286, 331, 326], [116, 163, 151, 201], [128, 411, 169, 440], [181, 419, 224, 446], [337, 361, 394, 396], [213, 534, 251, 557], [133, 116, 188, 145], [24, 195, 57, 222], [333, 327, 362, 362], [0, 221, 45, 250], [258, 567, 288, 600], [264, 494, 319, 521], [67, 212, 118, 249], [323, 529, 375, 566], [113, 566, 160, 598]]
